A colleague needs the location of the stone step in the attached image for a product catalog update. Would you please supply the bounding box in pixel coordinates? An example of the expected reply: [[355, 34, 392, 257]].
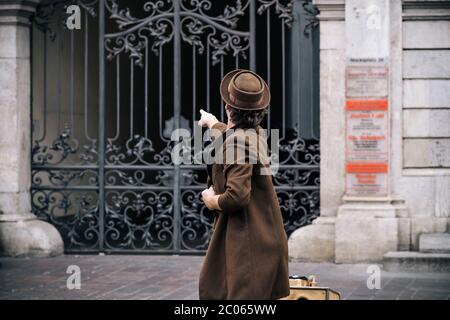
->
[[419, 233, 450, 253], [383, 251, 450, 273]]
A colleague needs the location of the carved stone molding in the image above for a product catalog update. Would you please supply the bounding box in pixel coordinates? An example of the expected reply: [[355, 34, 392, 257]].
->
[[403, 0, 450, 20], [313, 0, 345, 21], [0, 0, 41, 25]]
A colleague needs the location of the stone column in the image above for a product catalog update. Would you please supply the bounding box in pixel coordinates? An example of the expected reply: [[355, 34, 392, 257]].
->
[[288, 0, 346, 262], [0, 0, 63, 257], [288, 0, 409, 263], [334, 0, 401, 263]]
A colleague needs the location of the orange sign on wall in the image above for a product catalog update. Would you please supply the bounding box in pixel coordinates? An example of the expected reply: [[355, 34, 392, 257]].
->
[[345, 66, 389, 197], [346, 99, 388, 111]]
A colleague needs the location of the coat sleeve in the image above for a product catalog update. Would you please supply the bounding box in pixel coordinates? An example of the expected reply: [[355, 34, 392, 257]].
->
[[217, 135, 253, 213], [206, 122, 227, 189], [217, 163, 252, 213], [210, 122, 227, 136], [207, 175, 212, 188]]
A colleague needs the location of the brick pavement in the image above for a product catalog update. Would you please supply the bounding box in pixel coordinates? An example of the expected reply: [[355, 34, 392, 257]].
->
[[0, 255, 449, 300]]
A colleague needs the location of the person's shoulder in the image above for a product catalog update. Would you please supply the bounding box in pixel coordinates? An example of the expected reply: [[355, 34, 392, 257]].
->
[[221, 129, 254, 153], [222, 127, 266, 156], [210, 122, 227, 134]]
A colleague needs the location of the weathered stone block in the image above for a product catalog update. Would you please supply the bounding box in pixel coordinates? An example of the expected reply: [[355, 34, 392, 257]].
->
[[410, 217, 448, 250], [403, 80, 450, 109], [0, 24, 29, 59], [404, 139, 450, 168], [403, 50, 450, 79], [0, 218, 63, 257], [288, 218, 335, 262], [403, 21, 450, 49], [335, 203, 398, 263], [0, 192, 31, 216], [420, 233, 450, 253], [336, 217, 398, 263], [320, 20, 345, 50], [403, 109, 450, 138]]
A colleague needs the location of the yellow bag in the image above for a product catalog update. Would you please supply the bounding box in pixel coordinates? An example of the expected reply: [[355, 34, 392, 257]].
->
[[279, 275, 341, 300]]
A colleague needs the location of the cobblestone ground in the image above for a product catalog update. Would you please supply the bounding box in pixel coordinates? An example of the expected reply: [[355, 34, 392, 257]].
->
[[0, 255, 449, 300]]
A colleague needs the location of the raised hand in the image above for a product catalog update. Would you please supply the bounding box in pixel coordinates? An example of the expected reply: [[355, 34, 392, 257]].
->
[[198, 109, 219, 129]]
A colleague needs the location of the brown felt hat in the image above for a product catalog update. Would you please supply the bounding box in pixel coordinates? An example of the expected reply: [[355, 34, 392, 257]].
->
[[220, 69, 271, 111]]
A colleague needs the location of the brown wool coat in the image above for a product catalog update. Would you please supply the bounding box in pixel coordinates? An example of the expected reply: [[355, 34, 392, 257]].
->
[[198, 122, 290, 300]]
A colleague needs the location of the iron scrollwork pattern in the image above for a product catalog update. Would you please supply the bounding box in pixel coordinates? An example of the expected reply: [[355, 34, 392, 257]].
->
[[31, 0, 101, 251], [275, 130, 320, 235], [31, 0, 320, 253]]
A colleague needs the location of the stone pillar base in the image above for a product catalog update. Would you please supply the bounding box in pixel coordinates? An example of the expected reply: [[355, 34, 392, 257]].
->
[[288, 217, 336, 262], [335, 201, 398, 263], [0, 1, 64, 259], [288, 199, 411, 263], [0, 213, 64, 257]]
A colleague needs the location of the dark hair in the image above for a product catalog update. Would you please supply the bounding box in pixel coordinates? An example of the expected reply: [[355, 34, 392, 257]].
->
[[226, 105, 268, 129]]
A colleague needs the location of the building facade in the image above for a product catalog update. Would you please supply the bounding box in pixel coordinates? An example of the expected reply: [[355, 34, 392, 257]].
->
[[0, 0, 449, 264], [290, 0, 450, 265]]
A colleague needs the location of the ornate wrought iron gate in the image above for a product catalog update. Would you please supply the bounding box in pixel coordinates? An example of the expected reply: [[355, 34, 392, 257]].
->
[[31, 0, 320, 253]]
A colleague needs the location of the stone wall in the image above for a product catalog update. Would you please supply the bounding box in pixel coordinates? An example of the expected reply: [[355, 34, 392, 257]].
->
[[392, 0, 450, 250], [288, 0, 450, 263]]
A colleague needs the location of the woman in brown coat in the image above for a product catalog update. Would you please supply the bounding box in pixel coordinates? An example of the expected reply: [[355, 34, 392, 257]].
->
[[197, 69, 290, 300]]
